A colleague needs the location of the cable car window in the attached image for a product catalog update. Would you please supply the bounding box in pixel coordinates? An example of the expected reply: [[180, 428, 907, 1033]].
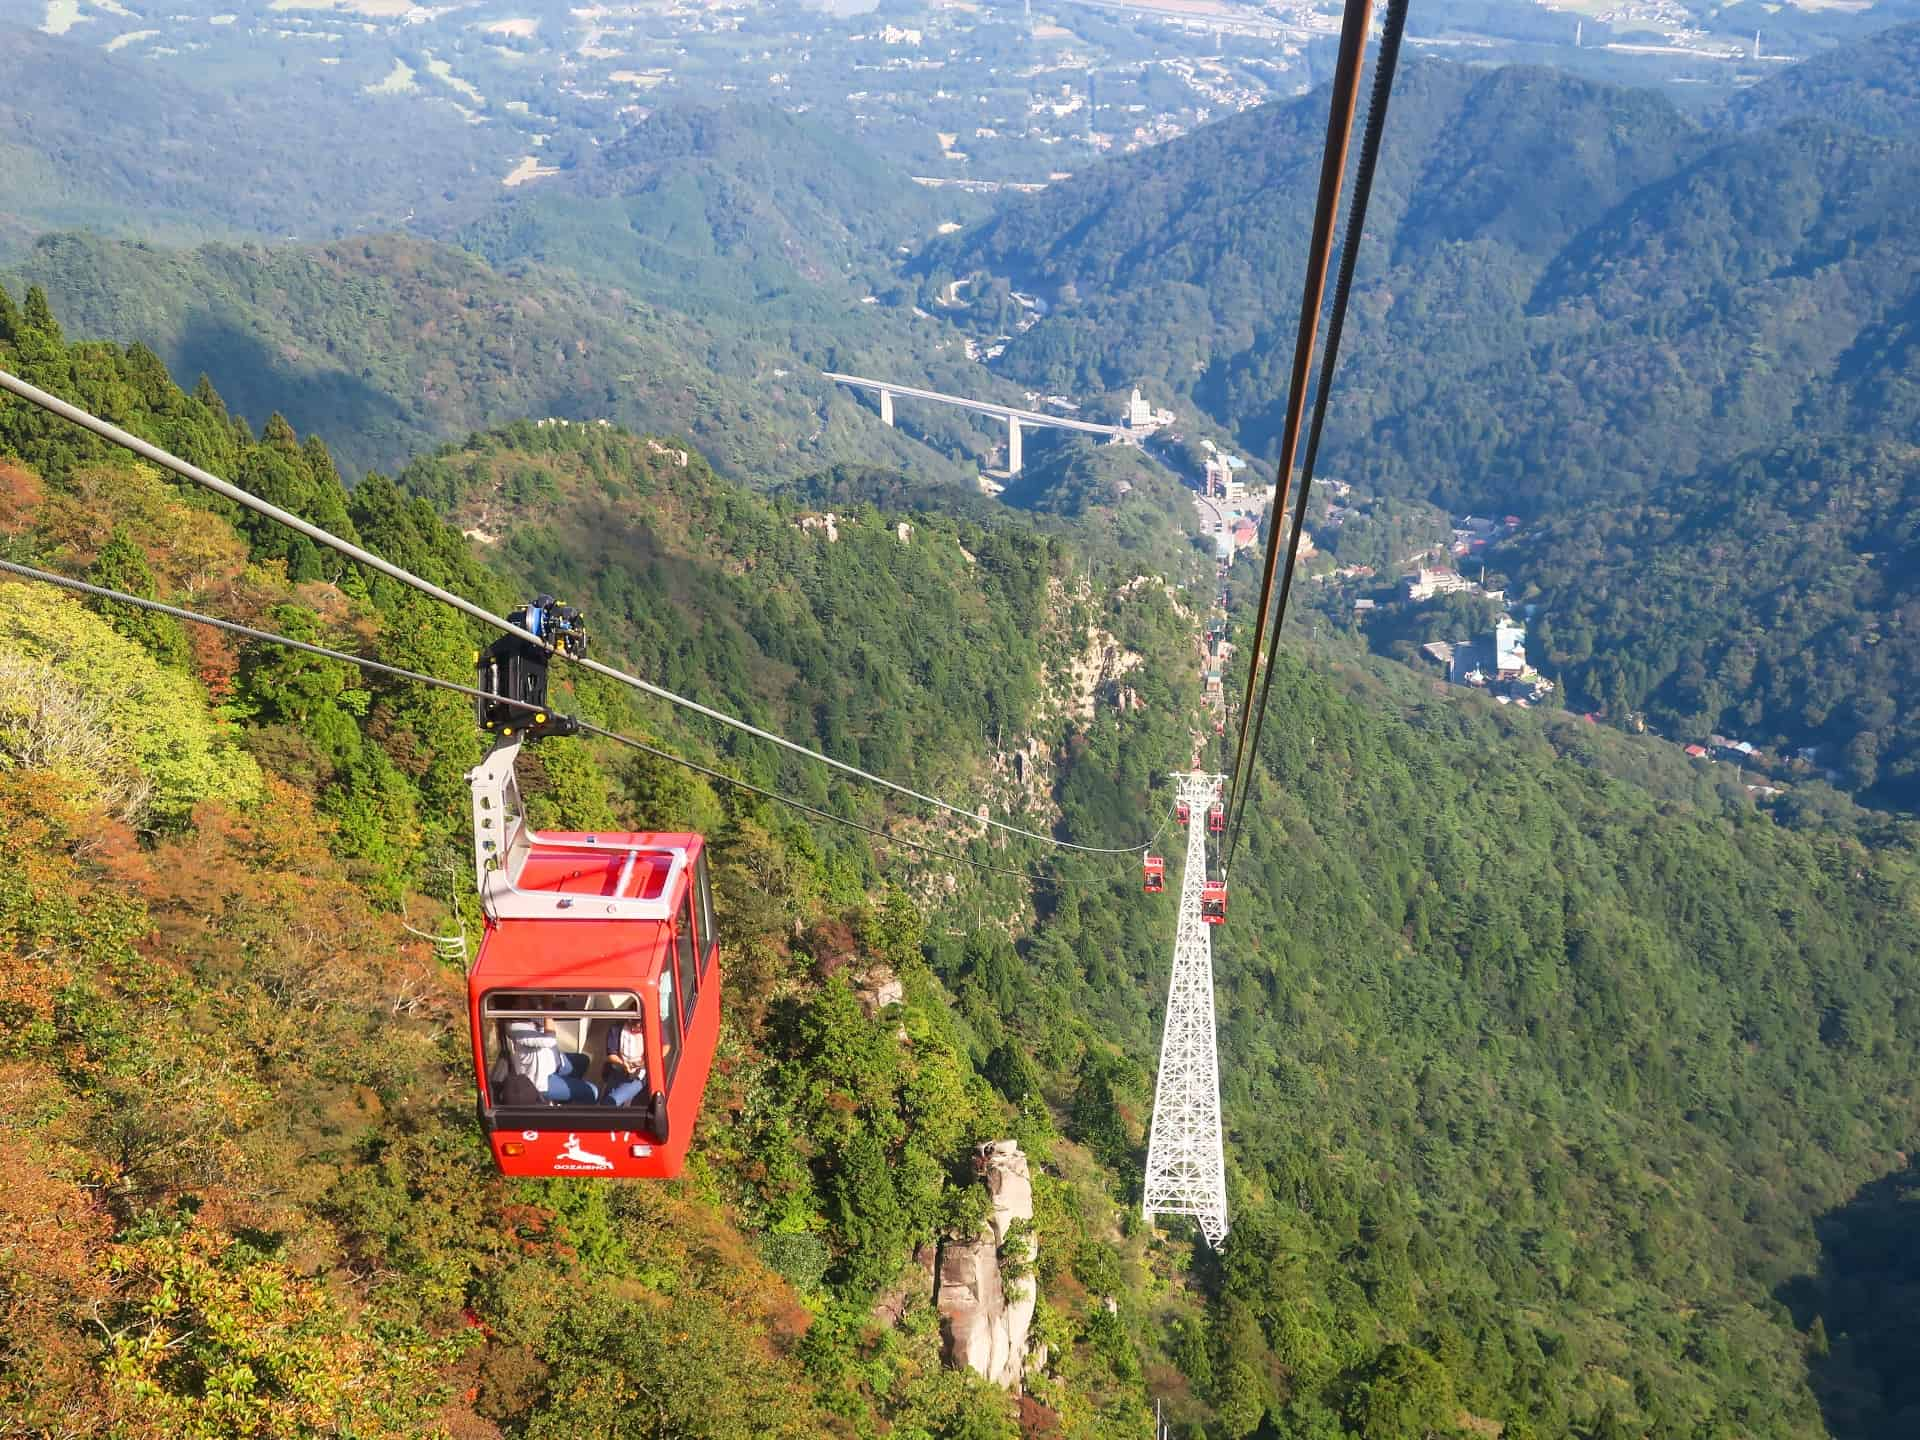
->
[[695, 852, 717, 973], [675, 893, 699, 1019], [482, 991, 637, 1106], [657, 970, 680, 1090]]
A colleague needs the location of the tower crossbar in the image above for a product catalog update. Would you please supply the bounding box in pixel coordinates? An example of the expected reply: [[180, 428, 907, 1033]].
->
[[1142, 771, 1230, 1248]]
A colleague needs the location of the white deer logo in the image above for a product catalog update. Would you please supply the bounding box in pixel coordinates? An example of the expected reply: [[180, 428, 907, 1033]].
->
[[559, 1133, 614, 1171]]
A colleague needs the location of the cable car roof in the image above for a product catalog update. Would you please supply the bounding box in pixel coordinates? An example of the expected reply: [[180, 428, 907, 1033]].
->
[[470, 827, 704, 987]]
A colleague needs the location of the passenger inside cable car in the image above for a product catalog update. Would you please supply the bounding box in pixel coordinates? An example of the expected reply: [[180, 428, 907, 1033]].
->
[[1201, 881, 1228, 924], [494, 1005, 599, 1104], [602, 1014, 651, 1107], [1143, 853, 1165, 894]]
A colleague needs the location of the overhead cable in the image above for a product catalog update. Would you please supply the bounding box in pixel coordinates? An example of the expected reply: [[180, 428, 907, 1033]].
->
[[0, 368, 1157, 856], [1225, 0, 1410, 879], [1220, 0, 1376, 856], [0, 558, 1096, 886]]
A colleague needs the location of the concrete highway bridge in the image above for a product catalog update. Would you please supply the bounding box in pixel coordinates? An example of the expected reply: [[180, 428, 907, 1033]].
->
[[823, 371, 1128, 475]]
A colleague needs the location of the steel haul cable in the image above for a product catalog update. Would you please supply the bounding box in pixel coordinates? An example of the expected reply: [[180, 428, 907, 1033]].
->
[[1224, 0, 1411, 879], [0, 557, 1158, 887], [1220, 0, 1375, 855], [0, 367, 1159, 856]]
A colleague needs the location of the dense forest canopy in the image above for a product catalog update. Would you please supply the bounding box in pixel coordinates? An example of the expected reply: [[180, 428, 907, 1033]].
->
[[7, 286, 1920, 1438], [1500, 436, 1920, 808], [0, 291, 1195, 1438], [1721, 20, 1920, 136]]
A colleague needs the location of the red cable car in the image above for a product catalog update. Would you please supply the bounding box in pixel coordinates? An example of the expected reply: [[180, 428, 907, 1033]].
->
[[1207, 802, 1225, 835], [1176, 800, 1191, 827], [465, 616, 720, 1180], [1201, 881, 1228, 925], [1143, 853, 1165, 894]]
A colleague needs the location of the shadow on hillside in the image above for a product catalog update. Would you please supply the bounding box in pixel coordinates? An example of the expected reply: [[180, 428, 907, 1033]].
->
[[1773, 1160, 1920, 1440], [173, 311, 419, 479]]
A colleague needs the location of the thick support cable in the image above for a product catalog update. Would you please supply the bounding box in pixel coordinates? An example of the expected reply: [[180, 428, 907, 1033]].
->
[[1224, 0, 1410, 879], [0, 368, 1156, 856], [1221, 0, 1374, 853], [0, 557, 1103, 886]]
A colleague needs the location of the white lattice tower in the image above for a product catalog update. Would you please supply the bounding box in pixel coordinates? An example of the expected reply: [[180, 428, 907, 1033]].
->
[[1142, 771, 1230, 1248]]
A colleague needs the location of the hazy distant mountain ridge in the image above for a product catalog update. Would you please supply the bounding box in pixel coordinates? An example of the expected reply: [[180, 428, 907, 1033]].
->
[[922, 54, 1920, 513], [450, 102, 968, 309], [1723, 19, 1920, 136], [7, 229, 984, 486], [923, 37, 1920, 804], [0, 24, 508, 254], [1508, 435, 1920, 805]]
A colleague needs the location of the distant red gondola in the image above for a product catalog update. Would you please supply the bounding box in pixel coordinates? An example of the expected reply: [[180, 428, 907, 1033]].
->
[[1176, 800, 1191, 826], [1201, 881, 1227, 925], [1207, 802, 1225, 835], [1143, 853, 1165, 894]]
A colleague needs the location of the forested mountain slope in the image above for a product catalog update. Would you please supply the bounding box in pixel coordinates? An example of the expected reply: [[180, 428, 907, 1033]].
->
[[1181, 650, 1920, 1440], [0, 24, 510, 255], [1723, 20, 1920, 136], [395, 420, 1061, 790], [448, 102, 976, 314], [0, 286, 1201, 1438], [8, 285, 1920, 1438], [1502, 436, 1920, 807], [6, 230, 986, 486], [919, 54, 1920, 516], [923, 42, 1920, 804]]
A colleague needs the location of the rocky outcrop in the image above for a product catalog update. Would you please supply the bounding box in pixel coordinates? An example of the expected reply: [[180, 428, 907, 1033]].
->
[[854, 962, 904, 1016], [936, 1140, 1037, 1390]]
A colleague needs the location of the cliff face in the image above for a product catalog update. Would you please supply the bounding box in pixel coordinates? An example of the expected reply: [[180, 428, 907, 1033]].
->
[[936, 1140, 1037, 1389]]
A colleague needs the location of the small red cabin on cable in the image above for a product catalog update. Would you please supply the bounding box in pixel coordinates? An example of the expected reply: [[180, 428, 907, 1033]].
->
[[1201, 881, 1228, 925], [1176, 799, 1191, 827], [1143, 854, 1165, 894], [1207, 802, 1225, 835]]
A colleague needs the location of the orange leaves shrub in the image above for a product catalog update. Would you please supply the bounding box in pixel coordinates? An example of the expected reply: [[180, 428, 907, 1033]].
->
[[0, 457, 43, 531], [0, 1108, 117, 1433]]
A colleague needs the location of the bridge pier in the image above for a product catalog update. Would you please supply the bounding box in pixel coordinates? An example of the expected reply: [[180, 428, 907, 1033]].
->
[[879, 389, 894, 427], [1007, 416, 1023, 476]]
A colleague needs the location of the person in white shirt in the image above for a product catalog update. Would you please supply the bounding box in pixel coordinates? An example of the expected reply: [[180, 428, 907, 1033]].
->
[[602, 1019, 649, 1107], [505, 1018, 598, 1103]]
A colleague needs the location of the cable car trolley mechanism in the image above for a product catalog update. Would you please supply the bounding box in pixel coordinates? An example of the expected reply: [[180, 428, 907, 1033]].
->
[[466, 600, 721, 1179], [475, 595, 587, 740]]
